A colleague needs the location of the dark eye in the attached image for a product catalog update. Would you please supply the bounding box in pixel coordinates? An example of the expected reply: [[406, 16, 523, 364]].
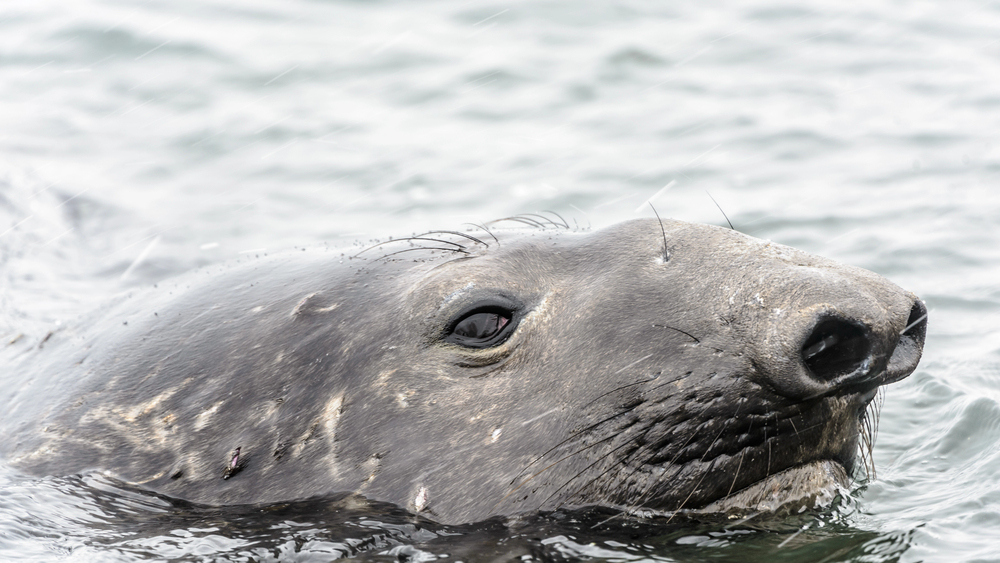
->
[[455, 312, 509, 339], [445, 307, 515, 348]]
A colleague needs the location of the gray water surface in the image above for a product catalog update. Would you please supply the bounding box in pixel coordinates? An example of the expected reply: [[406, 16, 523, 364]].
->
[[2, 0, 1000, 561]]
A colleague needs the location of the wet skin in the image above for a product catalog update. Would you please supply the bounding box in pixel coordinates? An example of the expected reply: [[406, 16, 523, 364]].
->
[[0, 218, 926, 524]]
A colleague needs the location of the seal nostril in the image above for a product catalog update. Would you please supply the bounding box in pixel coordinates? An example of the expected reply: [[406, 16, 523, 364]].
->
[[801, 318, 872, 382], [882, 299, 928, 384], [901, 300, 928, 340]]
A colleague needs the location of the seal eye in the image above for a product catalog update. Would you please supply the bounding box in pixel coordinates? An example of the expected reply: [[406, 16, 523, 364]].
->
[[455, 312, 509, 339], [445, 307, 515, 348]]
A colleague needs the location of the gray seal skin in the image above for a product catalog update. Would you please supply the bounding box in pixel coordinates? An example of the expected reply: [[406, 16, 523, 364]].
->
[[0, 218, 927, 524]]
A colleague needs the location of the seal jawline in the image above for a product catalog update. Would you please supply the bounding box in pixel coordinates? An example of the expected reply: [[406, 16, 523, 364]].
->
[[694, 459, 850, 517]]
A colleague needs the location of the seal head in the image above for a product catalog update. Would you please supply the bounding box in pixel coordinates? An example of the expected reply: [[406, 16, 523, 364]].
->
[[1, 218, 926, 524]]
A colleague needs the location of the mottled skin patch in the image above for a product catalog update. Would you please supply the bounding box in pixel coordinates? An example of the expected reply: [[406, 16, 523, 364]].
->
[[0, 219, 925, 525]]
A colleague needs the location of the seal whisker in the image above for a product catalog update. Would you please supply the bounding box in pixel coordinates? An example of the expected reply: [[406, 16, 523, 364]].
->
[[486, 216, 548, 229], [664, 458, 719, 523], [414, 230, 490, 248], [876, 386, 885, 427], [504, 376, 693, 504], [651, 324, 701, 344], [754, 412, 777, 507], [540, 210, 570, 229], [604, 418, 713, 516], [859, 401, 879, 480], [521, 213, 568, 230], [767, 414, 773, 480], [553, 437, 663, 511], [786, 399, 835, 437], [519, 213, 561, 228], [403, 235, 468, 250], [461, 223, 501, 247], [353, 236, 467, 258], [613, 354, 653, 375], [580, 375, 659, 410], [518, 432, 624, 486], [868, 412, 878, 478], [641, 372, 691, 395], [648, 202, 670, 262], [727, 447, 748, 498], [628, 399, 744, 513], [573, 412, 715, 511], [538, 439, 643, 510], [495, 426, 638, 513], [726, 416, 754, 498], [859, 415, 873, 479], [705, 190, 735, 231], [510, 410, 634, 483], [371, 246, 471, 262], [865, 387, 886, 479], [520, 407, 560, 426], [771, 418, 827, 442]]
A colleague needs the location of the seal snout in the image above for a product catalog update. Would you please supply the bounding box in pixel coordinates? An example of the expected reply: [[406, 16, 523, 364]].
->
[[792, 298, 927, 397], [758, 294, 927, 401]]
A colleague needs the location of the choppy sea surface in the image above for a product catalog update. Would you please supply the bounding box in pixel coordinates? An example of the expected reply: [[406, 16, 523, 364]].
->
[[1, 0, 999, 561]]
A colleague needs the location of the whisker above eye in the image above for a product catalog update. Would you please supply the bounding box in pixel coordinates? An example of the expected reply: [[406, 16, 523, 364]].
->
[[353, 236, 468, 258], [371, 246, 470, 261], [485, 216, 548, 229], [539, 210, 570, 229], [414, 230, 491, 248]]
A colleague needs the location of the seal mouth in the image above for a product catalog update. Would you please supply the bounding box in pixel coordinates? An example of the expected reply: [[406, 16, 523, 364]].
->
[[692, 386, 879, 517], [694, 459, 850, 517], [606, 383, 878, 519]]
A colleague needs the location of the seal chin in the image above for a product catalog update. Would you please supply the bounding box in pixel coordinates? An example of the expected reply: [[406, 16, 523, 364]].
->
[[695, 460, 850, 517]]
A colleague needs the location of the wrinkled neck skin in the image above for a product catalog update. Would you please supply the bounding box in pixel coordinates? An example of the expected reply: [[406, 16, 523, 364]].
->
[[0, 219, 925, 525]]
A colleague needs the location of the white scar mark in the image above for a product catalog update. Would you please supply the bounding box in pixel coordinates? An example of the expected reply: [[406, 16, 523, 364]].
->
[[414, 486, 429, 512], [491, 428, 502, 443], [374, 369, 397, 386], [289, 396, 342, 460], [193, 401, 224, 431], [291, 292, 339, 316], [322, 396, 344, 443], [362, 454, 382, 484], [513, 291, 555, 334], [441, 282, 475, 307], [120, 385, 184, 423], [61, 378, 195, 460]]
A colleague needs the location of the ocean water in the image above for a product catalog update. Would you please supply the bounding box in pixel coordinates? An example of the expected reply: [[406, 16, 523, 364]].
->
[[1, 0, 999, 561]]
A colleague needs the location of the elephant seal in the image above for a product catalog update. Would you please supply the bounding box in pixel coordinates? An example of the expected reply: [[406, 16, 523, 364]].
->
[[0, 218, 926, 524]]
